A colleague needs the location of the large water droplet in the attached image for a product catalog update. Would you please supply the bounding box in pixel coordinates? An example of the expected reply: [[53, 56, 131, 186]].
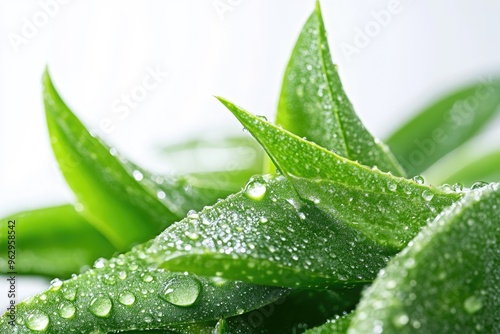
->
[[463, 295, 483, 314], [133, 170, 144, 181], [141, 273, 154, 283], [245, 181, 267, 200], [118, 291, 136, 306], [25, 311, 49, 331], [412, 175, 425, 185], [89, 296, 113, 317], [58, 301, 76, 319], [421, 190, 434, 201], [93, 257, 107, 269], [159, 275, 201, 307], [62, 287, 77, 301], [471, 181, 488, 190]]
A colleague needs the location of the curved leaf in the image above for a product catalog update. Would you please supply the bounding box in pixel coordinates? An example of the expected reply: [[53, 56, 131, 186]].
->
[[0, 241, 287, 333], [439, 150, 500, 187], [44, 70, 233, 251], [386, 78, 500, 176], [218, 98, 462, 249], [0, 205, 115, 277], [150, 175, 393, 289], [349, 183, 500, 333], [276, 2, 405, 176]]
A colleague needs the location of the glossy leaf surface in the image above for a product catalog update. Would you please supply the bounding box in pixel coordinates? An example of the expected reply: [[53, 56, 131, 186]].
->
[[349, 184, 500, 333], [0, 205, 115, 277], [219, 98, 462, 249], [276, 2, 405, 176], [386, 79, 500, 176]]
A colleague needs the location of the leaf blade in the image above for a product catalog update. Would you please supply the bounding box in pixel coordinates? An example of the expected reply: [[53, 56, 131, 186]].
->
[[386, 78, 500, 176], [349, 184, 500, 333], [277, 2, 405, 176]]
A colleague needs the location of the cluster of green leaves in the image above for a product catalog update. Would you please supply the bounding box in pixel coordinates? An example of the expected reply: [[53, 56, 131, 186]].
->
[[1, 2, 499, 333]]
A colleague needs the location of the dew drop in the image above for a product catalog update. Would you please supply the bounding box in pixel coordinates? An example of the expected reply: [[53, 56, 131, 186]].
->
[[157, 190, 166, 199], [118, 291, 136, 306], [245, 181, 267, 200], [118, 271, 127, 280], [133, 170, 144, 181], [421, 190, 434, 201], [471, 181, 488, 190], [58, 301, 76, 319], [392, 313, 409, 327], [141, 274, 154, 283], [159, 275, 201, 307], [387, 182, 397, 192], [452, 183, 463, 192], [89, 296, 113, 317], [259, 217, 268, 224], [412, 175, 425, 185], [25, 311, 49, 331], [463, 295, 483, 314], [62, 287, 77, 301], [93, 257, 107, 269]]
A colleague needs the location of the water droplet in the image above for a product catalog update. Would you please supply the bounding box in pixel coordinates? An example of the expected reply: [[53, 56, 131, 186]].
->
[[118, 271, 127, 280], [421, 190, 434, 201], [245, 181, 267, 200], [184, 230, 199, 240], [109, 147, 117, 156], [93, 258, 107, 269], [159, 275, 201, 307], [133, 170, 144, 181], [141, 274, 154, 283], [157, 190, 166, 199], [387, 182, 397, 192], [412, 175, 425, 185], [187, 210, 199, 219], [452, 183, 463, 192], [58, 301, 76, 319], [128, 263, 138, 271], [392, 313, 409, 327], [256, 115, 268, 121], [89, 296, 113, 317], [463, 295, 483, 314], [259, 217, 268, 224], [471, 181, 488, 190], [25, 311, 49, 331], [62, 287, 77, 301], [118, 291, 136, 306], [74, 202, 84, 212]]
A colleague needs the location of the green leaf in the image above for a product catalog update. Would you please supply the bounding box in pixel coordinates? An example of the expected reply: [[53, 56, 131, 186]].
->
[[276, 2, 405, 177], [0, 240, 287, 333], [386, 78, 500, 176], [150, 174, 393, 289], [438, 150, 500, 188], [303, 313, 353, 334], [218, 98, 462, 249], [43, 69, 231, 251], [348, 183, 500, 333], [0, 205, 115, 277]]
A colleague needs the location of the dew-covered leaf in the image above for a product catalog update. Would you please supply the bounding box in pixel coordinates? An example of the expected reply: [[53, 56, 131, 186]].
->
[[0, 205, 115, 278], [348, 183, 500, 333], [219, 98, 462, 249], [149, 174, 394, 289], [386, 78, 500, 176], [276, 2, 405, 177], [0, 241, 287, 333], [303, 313, 353, 334], [44, 69, 232, 251]]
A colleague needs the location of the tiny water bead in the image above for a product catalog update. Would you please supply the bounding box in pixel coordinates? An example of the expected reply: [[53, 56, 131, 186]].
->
[[25, 311, 49, 331], [159, 275, 201, 307], [118, 291, 136, 306], [58, 301, 76, 319], [245, 180, 267, 200], [89, 296, 113, 317], [62, 287, 77, 301], [463, 295, 483, 314]]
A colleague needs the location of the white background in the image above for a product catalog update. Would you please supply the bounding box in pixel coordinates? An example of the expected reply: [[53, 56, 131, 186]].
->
[[1, 0, 500, 309]]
